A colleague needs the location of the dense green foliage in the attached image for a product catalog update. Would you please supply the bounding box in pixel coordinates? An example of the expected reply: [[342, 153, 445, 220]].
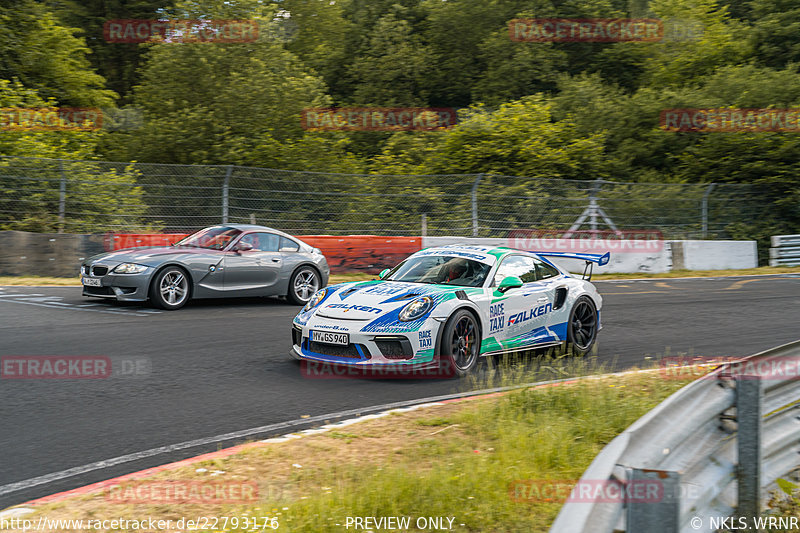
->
[[1, 0, 799, 242]]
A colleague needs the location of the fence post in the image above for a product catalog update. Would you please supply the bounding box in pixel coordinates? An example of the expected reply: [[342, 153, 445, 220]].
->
[[471, 174, 483, 237], [590, 179, 601, 232], [222, 165, 233, 224], [58, 160, 66, 233], [701, 183, 716, 239], [421, 213, 427, 237], [736, 374, 762, 521]]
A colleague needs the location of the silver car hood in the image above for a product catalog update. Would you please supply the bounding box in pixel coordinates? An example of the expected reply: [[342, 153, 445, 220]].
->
[[84, 246, 219, 266]]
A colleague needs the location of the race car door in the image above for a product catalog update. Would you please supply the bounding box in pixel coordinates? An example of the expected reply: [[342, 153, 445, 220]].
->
[[491, 255, 561, 350], [223, 232, 283, 295]]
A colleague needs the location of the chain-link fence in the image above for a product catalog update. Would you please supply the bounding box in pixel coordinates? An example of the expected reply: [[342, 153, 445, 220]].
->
[[0, 155, 760, 238]]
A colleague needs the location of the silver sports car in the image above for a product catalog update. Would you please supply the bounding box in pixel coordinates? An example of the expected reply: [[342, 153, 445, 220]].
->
[[81, 225, 330, 310]]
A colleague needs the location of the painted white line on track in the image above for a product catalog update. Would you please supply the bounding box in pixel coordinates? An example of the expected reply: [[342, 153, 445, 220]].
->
[[0, 297, 155, 317], [0, 368, 666, 500], [0, 382, 566, 498]]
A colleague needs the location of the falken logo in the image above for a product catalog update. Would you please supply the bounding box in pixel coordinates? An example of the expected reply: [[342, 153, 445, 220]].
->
[[325, 303, 383, 314], [508, 303, 552, 326]]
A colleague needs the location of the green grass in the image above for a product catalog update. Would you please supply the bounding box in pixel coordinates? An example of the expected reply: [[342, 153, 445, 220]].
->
[[242, 362, 688, 532], [0, 276, 82, 286], [10, 358, 692, 532]]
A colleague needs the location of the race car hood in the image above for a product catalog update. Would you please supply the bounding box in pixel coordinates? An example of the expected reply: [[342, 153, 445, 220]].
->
[[313, 281, 431, 320], [85, 246, 219, 266]]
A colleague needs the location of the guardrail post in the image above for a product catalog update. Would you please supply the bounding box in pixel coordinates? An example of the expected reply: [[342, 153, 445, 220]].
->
[[626, 468, 680, 533], [58, 160, 66, 233], [701, 183, 716, 239], [736, 374, 762, 520], [471, 174, 483, 237], [221, 165, 233, 224]]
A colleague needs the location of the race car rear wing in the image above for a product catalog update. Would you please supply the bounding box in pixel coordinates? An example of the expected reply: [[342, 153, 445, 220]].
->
[[534, 251, 611, 281]]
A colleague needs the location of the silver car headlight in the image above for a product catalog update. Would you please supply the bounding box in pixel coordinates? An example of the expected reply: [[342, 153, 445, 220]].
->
[[399, 296, 433, 322], [303, 288, 327, 312], [112, 263, 148, 274]]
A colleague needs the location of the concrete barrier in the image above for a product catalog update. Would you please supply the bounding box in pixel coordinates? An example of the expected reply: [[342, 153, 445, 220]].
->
[[421, 236, 757, 274], [671, 240, 758, 270], [0, 231, 758, 278], [0, 231, 106, 278], [422, 236, 672, 273]]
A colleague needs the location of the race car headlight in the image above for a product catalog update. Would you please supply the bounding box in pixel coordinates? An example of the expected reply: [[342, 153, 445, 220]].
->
[[399, 296, 433, 322], [112, 263, 148, 274], [303, 288, 327, 312]]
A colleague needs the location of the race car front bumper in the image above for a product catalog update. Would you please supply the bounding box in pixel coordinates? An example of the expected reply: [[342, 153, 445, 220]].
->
[[290, 321, 437, 367], [80, 269, 153, 302]]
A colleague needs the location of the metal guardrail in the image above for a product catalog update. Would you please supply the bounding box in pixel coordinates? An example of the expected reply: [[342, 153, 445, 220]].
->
[[770, 235, 800, 267], [550, 340, 800, 533]]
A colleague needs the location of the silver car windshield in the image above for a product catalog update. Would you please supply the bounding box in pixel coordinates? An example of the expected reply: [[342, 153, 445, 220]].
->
[[386, 255, 491, 287], [175, 227, 243, 250]]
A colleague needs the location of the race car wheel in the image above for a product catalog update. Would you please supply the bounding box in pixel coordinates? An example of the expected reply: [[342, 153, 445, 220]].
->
[[567, 296, 598, 356], [287, 267, 320, 305], [150, 266, 190, 310], [439, 309, 480, 378]]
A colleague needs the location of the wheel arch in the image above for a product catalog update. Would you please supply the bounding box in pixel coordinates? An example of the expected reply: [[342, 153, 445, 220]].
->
[[285, 263, 323, 304], [287, 263, 322, 289], [433, 303, 484, 358], [149, 263, 195, 299], [563, 283, 601, 313]]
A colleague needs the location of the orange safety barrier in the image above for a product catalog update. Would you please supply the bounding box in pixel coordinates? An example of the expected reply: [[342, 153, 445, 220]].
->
[[298, 235, 421, 274], [105, 233, 421, 274]]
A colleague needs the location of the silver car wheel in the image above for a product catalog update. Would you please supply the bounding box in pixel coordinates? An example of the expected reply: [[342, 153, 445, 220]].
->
[[293, 269, 319, 303], [160, 270, 188, 306]]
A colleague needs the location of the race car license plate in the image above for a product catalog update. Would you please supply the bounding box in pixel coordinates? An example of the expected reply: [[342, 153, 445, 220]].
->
[[81, 277, 102, 287], [310, 330, 349, 346]]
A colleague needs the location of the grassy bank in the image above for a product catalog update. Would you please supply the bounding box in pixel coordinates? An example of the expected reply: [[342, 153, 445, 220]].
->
[[5, 364, 692, 532]]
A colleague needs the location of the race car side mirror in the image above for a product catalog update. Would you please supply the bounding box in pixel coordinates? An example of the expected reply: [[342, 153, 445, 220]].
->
[[378, 268, 390, 279], [497, 276, 523, 293], [233, 241, 253, 254]]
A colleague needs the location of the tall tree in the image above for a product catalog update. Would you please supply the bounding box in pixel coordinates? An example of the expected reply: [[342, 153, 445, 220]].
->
[[46, 0, 177, 104], [348, 12, 434, 106], [0, 0, 115, 107], [748, 0, 800, 69]]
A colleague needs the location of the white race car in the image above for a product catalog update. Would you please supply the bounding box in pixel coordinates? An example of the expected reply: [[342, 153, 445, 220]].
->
[[291, 245, 608, 377]]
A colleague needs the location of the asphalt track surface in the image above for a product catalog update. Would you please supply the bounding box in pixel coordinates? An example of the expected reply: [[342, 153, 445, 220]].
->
[[1, 274, 799, 509]]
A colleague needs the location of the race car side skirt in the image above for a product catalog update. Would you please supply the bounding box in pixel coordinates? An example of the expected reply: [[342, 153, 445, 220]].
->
[[479, 341, 563, 359]]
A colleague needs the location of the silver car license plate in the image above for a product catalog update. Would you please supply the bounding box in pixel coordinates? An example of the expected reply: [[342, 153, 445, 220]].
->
[[82, 277, 102, 287], [310, 331, 349, 346]]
